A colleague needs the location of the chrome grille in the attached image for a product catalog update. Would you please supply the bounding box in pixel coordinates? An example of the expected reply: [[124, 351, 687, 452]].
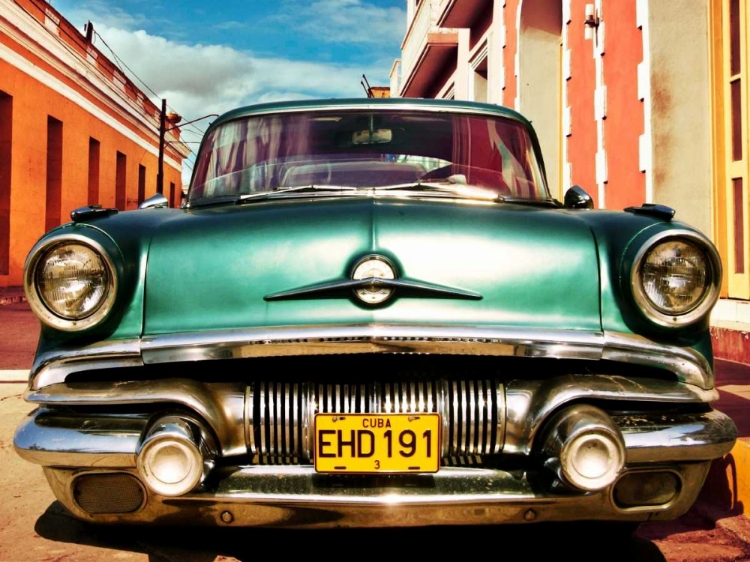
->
[[246, 380, 505, 464]]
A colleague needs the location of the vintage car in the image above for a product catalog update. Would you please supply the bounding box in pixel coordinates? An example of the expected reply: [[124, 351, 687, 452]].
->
[[14, 98, 737, 530]]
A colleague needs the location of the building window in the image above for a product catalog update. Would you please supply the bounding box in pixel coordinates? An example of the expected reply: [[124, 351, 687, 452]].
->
[[88, 138, 100, 205], [116, 151, 127, 210], [45, 117, 63, 233], [0, 92, 12, 275], [169, 181, 176, 208], [716, 0, 749, 297], [472, 58, 488, 103], [138, 164, 146, 205]]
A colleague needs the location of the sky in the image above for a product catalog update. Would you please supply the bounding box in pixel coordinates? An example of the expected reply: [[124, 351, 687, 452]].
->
[[53, 0, 407, 183]]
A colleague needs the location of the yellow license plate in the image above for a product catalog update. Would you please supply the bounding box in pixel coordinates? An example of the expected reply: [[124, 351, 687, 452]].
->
[[314, 413, 440, 474]]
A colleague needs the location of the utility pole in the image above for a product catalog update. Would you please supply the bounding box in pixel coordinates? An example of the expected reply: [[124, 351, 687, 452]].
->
[[157, 98, 166, 194]]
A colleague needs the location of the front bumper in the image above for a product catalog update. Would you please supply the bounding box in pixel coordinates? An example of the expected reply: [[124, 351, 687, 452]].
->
[[14, 325, 738, 527], [15, 405, 736, 527]]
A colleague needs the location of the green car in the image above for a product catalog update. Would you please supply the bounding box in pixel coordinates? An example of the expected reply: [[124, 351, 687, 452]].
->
[[14, 98, 736, 529]]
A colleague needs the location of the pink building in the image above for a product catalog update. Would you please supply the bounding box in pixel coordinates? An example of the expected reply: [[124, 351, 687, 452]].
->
[[391, 0, 750, 363]]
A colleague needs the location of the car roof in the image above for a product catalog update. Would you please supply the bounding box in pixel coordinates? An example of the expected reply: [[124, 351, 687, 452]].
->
[[206, 98, 534, 136]]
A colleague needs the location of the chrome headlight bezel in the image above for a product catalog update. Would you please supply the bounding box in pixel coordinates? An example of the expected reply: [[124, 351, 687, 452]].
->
[[630, 230, 721, 328], [24, 234, 118, 331]]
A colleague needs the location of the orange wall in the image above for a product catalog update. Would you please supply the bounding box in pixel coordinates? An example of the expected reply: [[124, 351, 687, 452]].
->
[[567, 0, 598, 204], [602, 1, 645, 210], [503, 0, 520, 107], [0, 60, 183, 288]]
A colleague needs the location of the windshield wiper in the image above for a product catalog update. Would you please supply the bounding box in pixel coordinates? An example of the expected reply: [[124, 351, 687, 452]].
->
[[377, 181, 561, 207], [236, 185, 358, 204], [376, 181, 501, 202]]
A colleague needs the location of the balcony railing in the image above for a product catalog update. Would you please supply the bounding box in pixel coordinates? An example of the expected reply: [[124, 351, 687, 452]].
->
[[400, 0, 460, 97], [401, 0, 437, 87]]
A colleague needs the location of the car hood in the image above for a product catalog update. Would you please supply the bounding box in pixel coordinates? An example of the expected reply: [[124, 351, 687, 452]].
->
[[142, 196, 601, 335]]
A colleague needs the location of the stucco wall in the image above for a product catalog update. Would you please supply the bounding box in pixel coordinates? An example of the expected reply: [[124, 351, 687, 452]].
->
[[0, 61, 183, 287], [647, 0, 713, 235], [518, 0, 562, 196]]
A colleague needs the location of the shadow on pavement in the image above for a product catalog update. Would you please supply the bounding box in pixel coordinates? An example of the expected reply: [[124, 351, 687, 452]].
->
[[35, 501, 666, 562]]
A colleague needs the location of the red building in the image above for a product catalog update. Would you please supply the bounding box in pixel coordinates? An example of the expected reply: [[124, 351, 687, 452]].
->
[[0, 0, 190, 288], [391, 0, 750, 362]]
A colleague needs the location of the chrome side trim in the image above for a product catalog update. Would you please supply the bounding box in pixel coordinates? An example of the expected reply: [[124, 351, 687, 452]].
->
[[25, 380, 247, 457], [602, 332, 714, 389], [13, 408, 147, 468], [503, 376, 719, 455], [618, 410, 737, 463], [31, 339, 143, 390], [28, 325, 714, 391]]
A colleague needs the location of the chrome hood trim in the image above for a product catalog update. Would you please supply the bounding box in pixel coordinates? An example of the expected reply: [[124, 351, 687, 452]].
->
[[264, 277, 482, 302], [28, 325, 713, 391]]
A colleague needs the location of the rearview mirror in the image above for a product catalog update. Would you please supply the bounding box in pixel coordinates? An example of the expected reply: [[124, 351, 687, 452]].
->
[[352, 128, 393, 145]]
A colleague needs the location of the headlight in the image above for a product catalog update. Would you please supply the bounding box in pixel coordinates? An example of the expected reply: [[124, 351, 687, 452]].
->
[[25, 235, 117, 331], [631, 232, 721, 327]]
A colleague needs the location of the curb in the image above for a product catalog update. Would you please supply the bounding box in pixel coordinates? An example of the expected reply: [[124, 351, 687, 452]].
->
[[0, 370, 28, 382], [700, 439, 750, 516]]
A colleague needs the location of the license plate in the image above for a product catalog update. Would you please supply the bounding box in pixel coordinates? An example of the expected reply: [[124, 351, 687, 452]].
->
[[314, 413, 441, 474]]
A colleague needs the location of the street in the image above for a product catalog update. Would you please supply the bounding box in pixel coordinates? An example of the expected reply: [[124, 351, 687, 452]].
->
[[1, 301, 750, 561]]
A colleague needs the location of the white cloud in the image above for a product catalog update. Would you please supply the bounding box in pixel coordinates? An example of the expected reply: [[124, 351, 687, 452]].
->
[[87, 24, 390, 185], [56, 1, 403, 187], [274, 0, 406, 46], [92, 25, 383, 115]]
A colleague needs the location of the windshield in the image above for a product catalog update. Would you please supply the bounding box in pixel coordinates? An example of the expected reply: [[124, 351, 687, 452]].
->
[[189, 109, 548, 204]]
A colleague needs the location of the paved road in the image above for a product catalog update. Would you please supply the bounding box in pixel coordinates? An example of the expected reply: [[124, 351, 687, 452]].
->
[[2, 302, 750, 561]]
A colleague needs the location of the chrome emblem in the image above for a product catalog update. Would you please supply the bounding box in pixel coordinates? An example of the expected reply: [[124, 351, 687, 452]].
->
[[351, 256, 396, 304]]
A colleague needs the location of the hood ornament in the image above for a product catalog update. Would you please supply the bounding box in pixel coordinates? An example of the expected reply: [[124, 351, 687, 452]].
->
[[351, 255, 396, 304]]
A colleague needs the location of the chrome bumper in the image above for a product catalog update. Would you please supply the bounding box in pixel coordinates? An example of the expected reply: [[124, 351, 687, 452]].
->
[[41, 462, 711, 527], [14, 394, 736, 527]]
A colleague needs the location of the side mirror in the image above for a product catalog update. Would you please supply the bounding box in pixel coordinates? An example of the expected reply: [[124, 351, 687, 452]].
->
[[138, 193, 169, 210], [564, 185, 594, 209]]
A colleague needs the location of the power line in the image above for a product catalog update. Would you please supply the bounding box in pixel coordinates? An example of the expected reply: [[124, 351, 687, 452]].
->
[[92, 30, 207, 146], [93, 30, 162, 102]]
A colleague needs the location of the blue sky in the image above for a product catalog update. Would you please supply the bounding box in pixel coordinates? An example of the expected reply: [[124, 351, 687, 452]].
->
[[53, 0, 406, 181]]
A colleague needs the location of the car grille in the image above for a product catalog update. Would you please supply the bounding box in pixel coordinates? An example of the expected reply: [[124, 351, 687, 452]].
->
[[247, 379, 505, 464]]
